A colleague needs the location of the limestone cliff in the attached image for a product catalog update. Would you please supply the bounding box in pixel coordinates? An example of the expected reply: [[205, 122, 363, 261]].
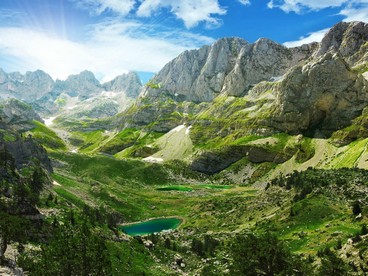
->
[[125, 21, 368, 137], [140, 37, 316, 103], [269, 51, 368, 136]]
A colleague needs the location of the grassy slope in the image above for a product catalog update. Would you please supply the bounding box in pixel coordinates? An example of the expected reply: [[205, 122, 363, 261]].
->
[[37, 91, 368, 273], [48, 158, 366, 273], [27, 120, 67, 151]]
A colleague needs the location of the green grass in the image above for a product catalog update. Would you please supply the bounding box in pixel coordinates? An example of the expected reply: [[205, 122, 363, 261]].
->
[[28, 120, 67, 151], [232, 135, 262, 145], [0, 129, 16, 142], [329, 139, 368, 168], [98, 128, 140, 154], [46, 149, 368, 274], [53, 186, 86, 208], [295, 137, 315, 163], [70, 130, 108, 153], [50, 152, 170, 185]]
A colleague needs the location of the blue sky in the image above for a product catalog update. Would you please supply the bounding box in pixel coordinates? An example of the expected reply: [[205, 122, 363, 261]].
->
[[0, 0, 366, 83]]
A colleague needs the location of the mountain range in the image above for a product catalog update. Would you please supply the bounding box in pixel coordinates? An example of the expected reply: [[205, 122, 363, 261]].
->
[[1, 21, 368, 275]]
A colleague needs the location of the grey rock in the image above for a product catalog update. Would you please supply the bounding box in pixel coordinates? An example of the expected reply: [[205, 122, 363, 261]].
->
[[103, 72, 142, 98], [270, 51, 368, 136], [140, 37, 315, 103], [0, 70, 54, 102], [316, 21, 368, 67], [53, 70, 103, 99], [0, 98, 43, 130]]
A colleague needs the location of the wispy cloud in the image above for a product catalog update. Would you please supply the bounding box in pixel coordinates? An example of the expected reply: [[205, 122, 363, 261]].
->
[[0, 21, 214, 82], [238, 0, 251, 6], [283, 28, 329, 47], [136, 0, 227, 29], [267, 0, 347, 13], [73, 0, 227, 29], [340, 2, 368, 22], [72, 0, 135, 16]]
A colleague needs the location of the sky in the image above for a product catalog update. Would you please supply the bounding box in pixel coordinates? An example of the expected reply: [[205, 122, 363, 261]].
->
[[0, 0, 366, 84]]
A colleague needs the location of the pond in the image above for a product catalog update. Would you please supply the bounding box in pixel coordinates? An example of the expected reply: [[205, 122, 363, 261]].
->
[[156, 184, 233, 192], [120, 218, 182, 236], [156, 186, 193, 191]]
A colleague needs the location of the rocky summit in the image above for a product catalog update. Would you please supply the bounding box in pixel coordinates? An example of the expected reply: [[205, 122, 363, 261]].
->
[[125, 21, 368, 138], [140, 37, 316, 102]]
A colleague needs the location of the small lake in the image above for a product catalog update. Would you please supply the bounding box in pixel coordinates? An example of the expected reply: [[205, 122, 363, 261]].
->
[[120, 218, 182, 236]]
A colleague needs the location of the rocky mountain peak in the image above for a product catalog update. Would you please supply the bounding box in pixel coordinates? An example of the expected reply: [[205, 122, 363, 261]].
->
[[23, 70, 54, 92], [140, 35, 314, 103], [103, 71, 142, 98], [0, 69, 54, 102], [316, 21, 368, 66], [54, 70, 103, 99]]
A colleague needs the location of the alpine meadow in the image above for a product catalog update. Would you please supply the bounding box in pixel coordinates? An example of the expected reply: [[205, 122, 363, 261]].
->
[[0, 1, 368, 275]]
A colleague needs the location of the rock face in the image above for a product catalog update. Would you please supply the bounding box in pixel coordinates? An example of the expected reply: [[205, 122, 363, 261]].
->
[[103, 72, 142, 98], [127, 21, 368, 136], [0, 98, 43, 130], [140, 37, 316, 102], [316, 21, 368, 67], [53, 70, 103, 99], [270, 51, 368, 136]]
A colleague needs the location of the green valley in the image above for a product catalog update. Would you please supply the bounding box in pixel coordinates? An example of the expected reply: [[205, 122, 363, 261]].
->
[[1, 20, 368, 275]]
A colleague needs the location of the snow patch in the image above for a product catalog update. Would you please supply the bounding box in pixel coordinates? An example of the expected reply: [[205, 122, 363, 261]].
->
[[44, 116, 56, 127], [70, 149, 78, 153], [143, 156, 164, 163], [52, 181, 61, 186], [170, 124, 186, 133], [269, 76, 284, 82], [101, 91, 118, 98], [67, 105, 78, 110], [185, 126, 192, 135], [363, 72, 368, 81]]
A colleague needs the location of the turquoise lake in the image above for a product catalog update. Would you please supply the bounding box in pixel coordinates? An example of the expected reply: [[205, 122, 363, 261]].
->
[[120, 218, 182, 236]]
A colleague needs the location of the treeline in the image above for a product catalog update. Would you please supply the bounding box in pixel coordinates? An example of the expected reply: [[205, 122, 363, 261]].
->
[[230, 231, 359, 276], [19, 211, 112, 275], [269, 167, 368, 202]]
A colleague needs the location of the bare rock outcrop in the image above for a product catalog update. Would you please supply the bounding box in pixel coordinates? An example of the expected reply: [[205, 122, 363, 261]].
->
[[316, 21, 368, 67], [140, 37, 315, 103], [270, 51, 368, 136]]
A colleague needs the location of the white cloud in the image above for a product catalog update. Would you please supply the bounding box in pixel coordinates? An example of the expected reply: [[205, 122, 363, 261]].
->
[[137, 0, 227, 28], [267, 0, 347, 13], [340, 4, 368, 22], [283, 28, 329, 47], [74, 0, 135, 16], [74, 0, 227, 29], [0, 21, 214, 81], [238, 0, 251, 6]]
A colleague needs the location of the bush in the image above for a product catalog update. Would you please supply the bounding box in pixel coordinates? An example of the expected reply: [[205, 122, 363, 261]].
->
[[317, 249, 351, 276], [19, 215, 112, 275], [230, 232, 309, 275]]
